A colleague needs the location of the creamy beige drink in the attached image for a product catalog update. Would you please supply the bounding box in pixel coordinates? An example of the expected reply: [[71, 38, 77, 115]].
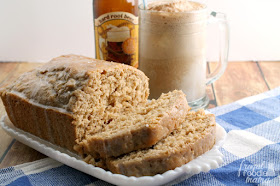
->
[[139, 0, 208, 102]]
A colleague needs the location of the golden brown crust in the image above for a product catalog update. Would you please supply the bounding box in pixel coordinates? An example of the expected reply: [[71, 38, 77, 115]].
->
[[3, 55, 149, 112], [1, 88, 78, 152]]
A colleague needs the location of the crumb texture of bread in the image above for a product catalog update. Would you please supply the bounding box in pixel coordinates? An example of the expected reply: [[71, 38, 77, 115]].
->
[[0, 54, 149, 151], [80, 90, 190, 158], [106, 110, 216, 177]]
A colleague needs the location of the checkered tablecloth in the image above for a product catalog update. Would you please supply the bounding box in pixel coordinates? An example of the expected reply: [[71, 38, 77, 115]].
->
[[1, 87, 280, 186]]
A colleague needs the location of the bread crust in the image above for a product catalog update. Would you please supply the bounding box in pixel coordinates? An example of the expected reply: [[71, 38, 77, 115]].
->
[[2, 55, 149, 112], [1, 91, 77, 152]]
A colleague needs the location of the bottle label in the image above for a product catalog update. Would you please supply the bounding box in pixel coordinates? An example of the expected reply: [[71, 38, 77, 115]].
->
[[94, 12, 138, 68]]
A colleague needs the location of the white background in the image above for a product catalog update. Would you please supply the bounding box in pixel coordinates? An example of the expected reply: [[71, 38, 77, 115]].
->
[[0, 0, 279, 62]]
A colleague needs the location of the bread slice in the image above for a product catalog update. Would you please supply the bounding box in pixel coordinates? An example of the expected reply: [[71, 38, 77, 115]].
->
[[0, 55, 149, 152], [79, 90, 190, 158], [106, 110, 216, 177]]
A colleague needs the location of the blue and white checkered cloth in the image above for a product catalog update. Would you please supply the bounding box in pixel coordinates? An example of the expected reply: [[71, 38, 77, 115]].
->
[[1, 87, 280, 186]]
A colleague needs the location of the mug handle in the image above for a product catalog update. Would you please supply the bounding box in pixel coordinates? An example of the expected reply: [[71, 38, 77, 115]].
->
[[206, 12, 229, 85]]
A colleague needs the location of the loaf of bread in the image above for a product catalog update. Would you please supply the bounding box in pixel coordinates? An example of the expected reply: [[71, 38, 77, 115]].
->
[[1, 54, 216, 177], [79, 90, 189, 158], [0, 55, 150, 152], [105, 110, 216, 177]]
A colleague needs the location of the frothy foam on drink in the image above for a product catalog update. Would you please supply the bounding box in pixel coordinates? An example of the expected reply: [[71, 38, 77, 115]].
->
[[107, 25, 130, 42], [147, 0, 204, 12]]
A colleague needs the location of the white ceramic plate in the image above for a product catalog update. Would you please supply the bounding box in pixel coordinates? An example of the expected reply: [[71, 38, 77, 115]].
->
[[0, 115, 227, 186]]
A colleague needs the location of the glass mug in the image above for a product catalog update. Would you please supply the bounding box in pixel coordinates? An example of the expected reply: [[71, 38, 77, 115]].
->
[[139, 1, 229, 110]]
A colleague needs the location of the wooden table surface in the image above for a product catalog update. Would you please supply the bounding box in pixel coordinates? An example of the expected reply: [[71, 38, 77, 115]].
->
[[0, 61, 280, 169]]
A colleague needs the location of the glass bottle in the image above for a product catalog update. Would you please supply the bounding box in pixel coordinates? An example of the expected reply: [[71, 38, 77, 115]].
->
[[93, 0, 139, 68]]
